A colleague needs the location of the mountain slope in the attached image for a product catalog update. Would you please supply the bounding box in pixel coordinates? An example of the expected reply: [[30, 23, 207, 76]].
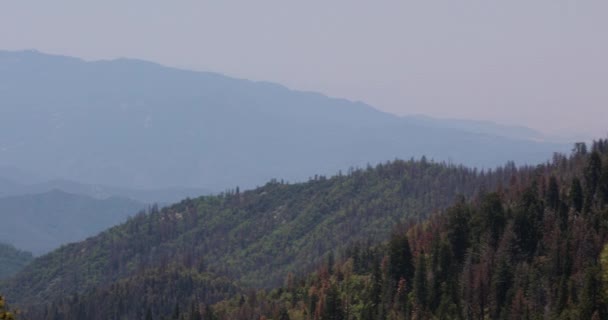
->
[[0, 190, 143, 255], [213, 139, 608, 320], [0, 243, 32, 280], [401, 114, 546, 141], [1, 159, 515, 312], [0, 50, 568, 190], [39, 139, 608, 320], [0, 176, 209, 205]]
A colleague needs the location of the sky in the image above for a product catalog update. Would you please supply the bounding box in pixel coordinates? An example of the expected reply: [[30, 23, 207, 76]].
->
[[1, 0, 607, 139]]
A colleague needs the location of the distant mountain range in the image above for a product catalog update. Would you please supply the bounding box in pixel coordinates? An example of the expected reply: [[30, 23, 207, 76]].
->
[[0, 169, 208, 204], [0, 50, 570, 191], [0, 189, 143, 255], [0, 242, 32, 279]]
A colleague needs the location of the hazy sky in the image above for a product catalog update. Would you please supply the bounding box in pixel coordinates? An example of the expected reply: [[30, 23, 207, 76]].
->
[[1, 1, 606, 138]]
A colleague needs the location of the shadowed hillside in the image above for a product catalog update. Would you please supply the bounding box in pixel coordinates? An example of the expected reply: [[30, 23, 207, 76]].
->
[[2, 158, 512, 314]]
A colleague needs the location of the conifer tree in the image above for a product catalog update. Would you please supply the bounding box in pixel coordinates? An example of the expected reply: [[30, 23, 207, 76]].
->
[[388, 232, 414, 289], [480, 192, 505, 248], [579, 267, 600, 319], [189, 301, 201, 320], [369, 260, 383, 316], [413, 253, 428, 310], [491, 255, 512, 318], [546, 175, 560, 211], [447, 200, 471, 263], [571, 178, 584, 212], [323, 284, 344, 320], [599, 163, 608, 204], [584, 152, 602, 197]]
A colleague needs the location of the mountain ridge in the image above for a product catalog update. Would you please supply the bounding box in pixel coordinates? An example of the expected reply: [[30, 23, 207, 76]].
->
[[15, 140, 608, 320], [0, 175, 210, 204], [0, 157, 514, 309], [0, 189, 144, 255], [0, 49, 569, 191]]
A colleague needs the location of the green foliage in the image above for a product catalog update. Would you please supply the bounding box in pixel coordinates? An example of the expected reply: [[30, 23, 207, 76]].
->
[[479, 192, 506, 248], [6, 139, 608, 320], [491, 250, 513, 318], [571, 177, 584, 212], [583, 152, 603, 213], [323, 284, 344, 320], [446, 199, 471, 263], [585, 152, 603, 196], [513, 185, 543, 256], [207, 139, 608, 320], [36, 266, 237, 320], [546, 175, 560, 211], [2, 159, 500, 316], [412, 253, 428, 310], [600, 162, 608, 204], [387, 232, 413, 289]]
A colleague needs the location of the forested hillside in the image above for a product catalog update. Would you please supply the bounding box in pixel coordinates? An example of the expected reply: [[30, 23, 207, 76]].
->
[[2, 158, 515, 319], [207, 139, 608, 319], [23, 139, 608, 320], [0, 244, 32, 280], [4, 139, 607, 319]]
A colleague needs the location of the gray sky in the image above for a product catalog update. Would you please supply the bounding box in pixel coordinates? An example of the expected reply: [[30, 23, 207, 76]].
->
[[1, 0, 607, 139]]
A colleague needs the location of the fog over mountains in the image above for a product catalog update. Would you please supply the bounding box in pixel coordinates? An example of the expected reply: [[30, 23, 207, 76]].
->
[[0, 189, 143, 255], [0, 172, 207, 204], [0, 50, 569, 192]]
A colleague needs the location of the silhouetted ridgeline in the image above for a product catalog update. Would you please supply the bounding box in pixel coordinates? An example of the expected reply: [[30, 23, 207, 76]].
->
[[0, 50, 568, 191]]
